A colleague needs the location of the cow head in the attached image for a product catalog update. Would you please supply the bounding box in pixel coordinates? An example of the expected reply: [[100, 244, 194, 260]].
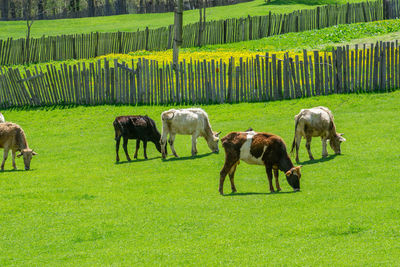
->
[[329, 133, 346, 154], [207, 131, 221, 153], [285, 166, 302, 191], [17, 149, 37, 170]]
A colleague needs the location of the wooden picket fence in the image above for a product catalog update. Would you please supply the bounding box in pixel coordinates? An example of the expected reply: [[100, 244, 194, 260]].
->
[[0, 41, 398, 107], [0, 0, 393, 66]]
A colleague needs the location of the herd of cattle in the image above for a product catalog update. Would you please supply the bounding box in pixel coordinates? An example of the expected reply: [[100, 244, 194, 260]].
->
[[112, 106, 345, 194], [0, 106, 345, 194]]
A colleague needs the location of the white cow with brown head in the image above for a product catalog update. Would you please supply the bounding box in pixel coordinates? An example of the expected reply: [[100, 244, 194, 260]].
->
[[160, 108, 220, 158], [0, 122, 37, 170], [291, 106, 345, 162]]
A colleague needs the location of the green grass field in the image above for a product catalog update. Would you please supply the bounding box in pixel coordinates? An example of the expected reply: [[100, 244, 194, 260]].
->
[[0, 0, 365, 39], [0, 91, 399, 265]]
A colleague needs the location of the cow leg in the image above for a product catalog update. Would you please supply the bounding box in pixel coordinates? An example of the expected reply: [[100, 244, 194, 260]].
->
[[168, 134, 179, 157], [321, 137, 328, 158], [219, 158, 238, 195], [143, 140, 148, 159], [228, 162, 239, 193], [160, 124, 168, 159], [265, 166, 275, 192], [134, 139, 140, 159], [305, 136, 314, 161], [115, 136, 121, 162], [11, 150, 17, 170], [273, 168, 281, 191], [1, 148, 9, 171], [122, 137, 131, 161], [295, 135, 302, 163], [191, 134, 198, 156]]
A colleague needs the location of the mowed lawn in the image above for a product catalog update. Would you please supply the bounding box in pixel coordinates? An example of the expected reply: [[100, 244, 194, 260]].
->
[[0, 91, 400, 265]]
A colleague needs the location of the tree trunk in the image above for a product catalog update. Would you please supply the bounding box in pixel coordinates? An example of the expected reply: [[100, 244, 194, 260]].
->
[[9, 0, 15, 19], [25, 20, 34, 64], [172, 0, 183, 71], [1, 0, 8, 20], [37, 0, 44, 19], [197, 0, 206, 47], [88, 0, 95, 16], [105, 0, 111, 15]]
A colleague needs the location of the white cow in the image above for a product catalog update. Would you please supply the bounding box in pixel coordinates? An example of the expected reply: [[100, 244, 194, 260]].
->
[[160, 108, 220, 158], [290, 106, 345, 162], [0, 112, 5, 123]]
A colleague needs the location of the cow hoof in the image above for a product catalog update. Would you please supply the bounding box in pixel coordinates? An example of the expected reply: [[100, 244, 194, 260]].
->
[[173, 154, 179, 158]]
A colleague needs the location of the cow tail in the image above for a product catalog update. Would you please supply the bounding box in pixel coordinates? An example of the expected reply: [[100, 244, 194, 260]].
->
[[290, 115, 300, 155], [113, 119, 122, 141]]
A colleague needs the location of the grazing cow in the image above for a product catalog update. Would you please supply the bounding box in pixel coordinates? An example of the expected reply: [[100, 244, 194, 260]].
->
[[291, 106, 346, 162], [219, 130, 301, 195], [0, 113, 5, 123], [160, 108, 220, 158], [113, 115, 163, 161], [0, 122, 37, 171]]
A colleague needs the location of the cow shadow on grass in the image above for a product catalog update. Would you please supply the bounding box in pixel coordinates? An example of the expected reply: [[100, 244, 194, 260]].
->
[[161, 152, 214, 162], [297, 154, 339, 166], [115, 156, 162, 164], [0, 169, 27, 173], [224, 191, 299, 196]]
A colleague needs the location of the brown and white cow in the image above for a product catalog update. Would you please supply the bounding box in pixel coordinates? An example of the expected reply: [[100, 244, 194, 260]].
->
[[0, 122, 37, 171], [160, 108, 220, 158], [219, 130, 301, 195], [291, 106, 346, 162]]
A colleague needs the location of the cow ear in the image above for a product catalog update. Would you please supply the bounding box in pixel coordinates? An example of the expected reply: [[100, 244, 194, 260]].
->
[[339, 133, 344, 136], [17, 153, 23, 158], [285, 169, 293, 176], [32, 151, 38, 156], [215, 131, 221, 137]]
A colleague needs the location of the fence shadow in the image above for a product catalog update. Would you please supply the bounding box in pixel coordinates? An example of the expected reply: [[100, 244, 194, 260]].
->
[[297, 154, 339, 166], [115, 156, 162, 164], [224, 190, 300, 196], [162, 152, 215, 162]]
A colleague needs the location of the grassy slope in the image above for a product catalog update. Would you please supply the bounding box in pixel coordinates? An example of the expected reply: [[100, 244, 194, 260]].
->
[[203, 19, 400, 52], [0, 91, 399, 265], [0, 0, 364, 39], [9, 19, 400, 71]]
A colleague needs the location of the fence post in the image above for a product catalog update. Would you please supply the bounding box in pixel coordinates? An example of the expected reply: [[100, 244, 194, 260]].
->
[[227, 57, 233, 103], [145, 27, 149, 51]]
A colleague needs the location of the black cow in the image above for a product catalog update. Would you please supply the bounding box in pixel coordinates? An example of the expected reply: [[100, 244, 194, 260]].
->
[[113, 115, 164, 161]]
